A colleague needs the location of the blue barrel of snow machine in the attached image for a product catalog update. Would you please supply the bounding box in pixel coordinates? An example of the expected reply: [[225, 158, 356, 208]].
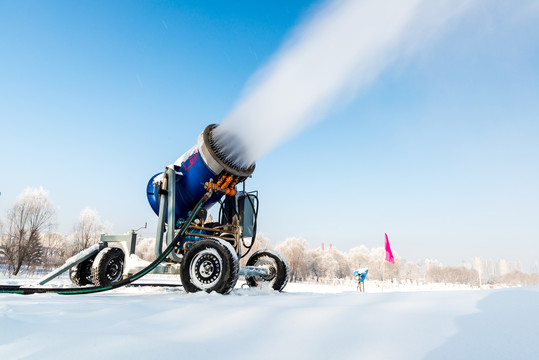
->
[[146, 124, 255, 221]]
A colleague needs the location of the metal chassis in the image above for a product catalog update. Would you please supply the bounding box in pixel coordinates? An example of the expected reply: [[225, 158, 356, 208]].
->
[[149, 167, 270, 278]]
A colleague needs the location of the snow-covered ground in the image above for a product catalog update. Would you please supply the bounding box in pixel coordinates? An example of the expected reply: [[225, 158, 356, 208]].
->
[[1, 276, 537, 359]]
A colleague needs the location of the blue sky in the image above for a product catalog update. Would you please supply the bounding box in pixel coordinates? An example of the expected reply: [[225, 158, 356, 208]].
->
[[1, 0, 538, 269]]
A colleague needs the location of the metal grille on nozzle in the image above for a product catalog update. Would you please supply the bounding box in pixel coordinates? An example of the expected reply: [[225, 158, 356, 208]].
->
[[204, 124, 255, 177]]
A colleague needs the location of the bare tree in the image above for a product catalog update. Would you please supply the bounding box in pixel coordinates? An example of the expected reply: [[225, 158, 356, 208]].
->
[[68, 208, 106, 255], [0, 187, 55, 275]]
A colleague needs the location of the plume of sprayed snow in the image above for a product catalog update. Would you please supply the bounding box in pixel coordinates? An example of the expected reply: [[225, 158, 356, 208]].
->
[[213, 0, 478, 168]]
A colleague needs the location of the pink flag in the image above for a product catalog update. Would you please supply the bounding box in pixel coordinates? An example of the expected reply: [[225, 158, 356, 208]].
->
[[385, 233, 395, 264]]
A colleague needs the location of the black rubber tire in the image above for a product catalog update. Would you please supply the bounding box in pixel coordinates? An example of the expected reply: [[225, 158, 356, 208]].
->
[[245, 250, 289, 291], [91, 247, 125, 287], [180, 238, 239, 294], [69, 256, 96, 287]]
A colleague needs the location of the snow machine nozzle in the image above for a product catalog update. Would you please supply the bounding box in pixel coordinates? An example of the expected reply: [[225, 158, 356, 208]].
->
[[200, 124, 255, 178], [146, 124, 255, 221]]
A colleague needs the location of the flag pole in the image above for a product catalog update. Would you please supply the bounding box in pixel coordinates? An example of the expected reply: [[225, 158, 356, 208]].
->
[[382, 235, 385, 292], [382, 252, 386, 292], [382, 251, 385, 292], [381, 240, 385, 292], [382, 258, 386, 292]]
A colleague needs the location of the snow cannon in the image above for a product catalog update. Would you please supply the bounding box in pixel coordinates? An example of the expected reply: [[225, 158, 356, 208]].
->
[[146, 124, 255, 222], [2, 124, 288, 296], [140, 123, 288, 294]]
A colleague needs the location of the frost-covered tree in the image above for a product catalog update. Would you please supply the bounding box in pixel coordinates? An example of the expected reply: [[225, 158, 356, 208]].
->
[[0, 187, 56, 275], [305, 249, 324, 280], [348, 245, 370, 270], [0, 223, 5, 270], [313, 250, 336, 279], [401, 262, 422, 281], [501, 271, 539, 286], [134, 237, 156, 261], [68, 208, 107, 255], [302, 246, 351, 280], [426, 265, 479, 286], [364, 247, 400, 281], [365, 247, 385, 280], [276, 237, 308, 281], [384, 260, 400, 281], [41, 232, 67, 269], [329, 247, 351, 279]]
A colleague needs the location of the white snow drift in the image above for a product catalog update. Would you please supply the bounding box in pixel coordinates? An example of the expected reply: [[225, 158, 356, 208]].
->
[[0, 277, 537, 360]]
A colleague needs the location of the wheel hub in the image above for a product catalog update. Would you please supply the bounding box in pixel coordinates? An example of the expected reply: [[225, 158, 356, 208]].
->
[[191, 250, 222, 288], [199, 260, 215, 278], [254, 258, 276, 282], [106, 258, 123, 281]]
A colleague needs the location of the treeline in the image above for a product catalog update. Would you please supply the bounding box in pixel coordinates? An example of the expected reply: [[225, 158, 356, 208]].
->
[[2, 188, 538, 288], [0, 187, 107, 275], [273, 237, 539, 287]]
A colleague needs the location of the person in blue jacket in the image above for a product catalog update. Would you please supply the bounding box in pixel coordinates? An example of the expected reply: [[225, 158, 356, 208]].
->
[[353, 268, 368, 292]]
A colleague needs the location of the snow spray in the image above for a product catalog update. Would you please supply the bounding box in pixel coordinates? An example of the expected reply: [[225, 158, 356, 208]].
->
[[147, 0, 476, 217], [212, 0, 476, 168], [147, 124, 255, 220]]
